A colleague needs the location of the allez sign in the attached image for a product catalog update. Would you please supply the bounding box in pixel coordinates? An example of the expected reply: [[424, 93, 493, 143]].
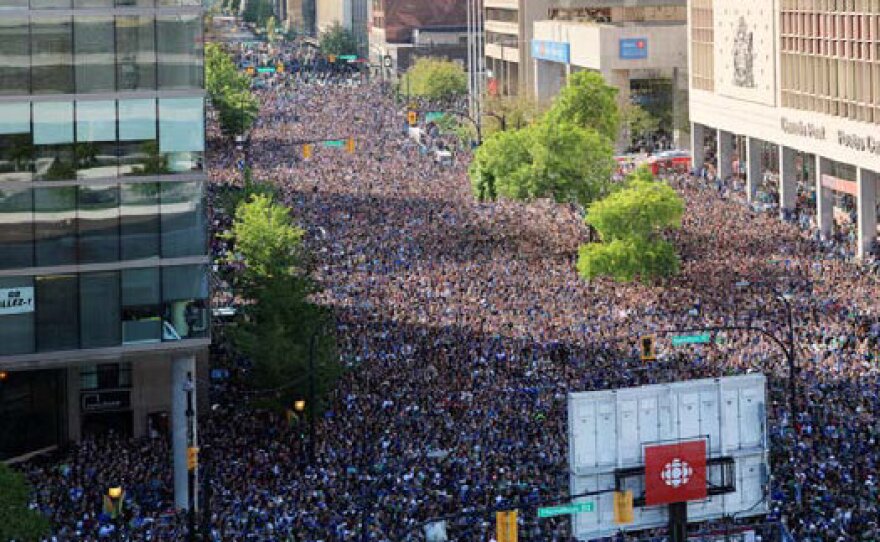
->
[[644, 440, 707, 506], [0, 287, 34, 315]]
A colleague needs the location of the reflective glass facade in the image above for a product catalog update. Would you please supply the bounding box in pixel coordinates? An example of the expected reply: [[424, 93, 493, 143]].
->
[[0, 13, 203, 95], [0, 98, 205, 182], [0, 266, 209, 356], [0, 0, 208, 362]]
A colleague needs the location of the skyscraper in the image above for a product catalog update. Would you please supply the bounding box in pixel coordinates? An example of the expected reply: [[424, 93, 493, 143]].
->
[[0, 0, 209, 507]]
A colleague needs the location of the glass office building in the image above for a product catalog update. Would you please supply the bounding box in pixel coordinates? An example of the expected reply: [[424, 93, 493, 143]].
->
[[0, 0, 209, 460]]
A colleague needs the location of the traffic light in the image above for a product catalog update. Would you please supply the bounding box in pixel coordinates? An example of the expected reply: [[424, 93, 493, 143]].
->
[[246, 66, 255, 76], [187, 446, 199, 471], [640, 335, 656, 361], [495, 510, 517, 542], [302, 144, 313, 159], [614, 490, 634, 525], [407, 111, 418, 126], [345, 137, 355, 153], [0, 371, 7, 382], [276, 63, 284, 73], [328, 54, 336, 63]]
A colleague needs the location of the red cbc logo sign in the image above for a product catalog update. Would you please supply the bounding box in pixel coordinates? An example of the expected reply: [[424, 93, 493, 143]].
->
[[644, 440, 707, 506], [637, 40, 646, 49]]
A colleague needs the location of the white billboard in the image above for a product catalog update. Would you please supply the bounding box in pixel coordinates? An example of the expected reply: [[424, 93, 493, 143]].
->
[[567, 374, 769, 540]]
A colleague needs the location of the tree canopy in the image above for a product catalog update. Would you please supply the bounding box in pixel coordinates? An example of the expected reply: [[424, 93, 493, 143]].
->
[[228, 194, 304, 284], [577, 168, 685, 283], [0, 464, 50, 542], [206, 43, 259, 136], [481, 94, 548, 136], [401, 57, 468, 103], [225, 193, 341, 411], [319, 22, 357, 57], [469, 119, 614, 206], [620, 102, 660, 149], [545, 71, 619, 143], [243, 0, 273, 26]]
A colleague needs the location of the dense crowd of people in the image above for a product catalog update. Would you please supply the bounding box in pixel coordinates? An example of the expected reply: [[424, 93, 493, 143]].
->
[[17, 35, 880, 542]]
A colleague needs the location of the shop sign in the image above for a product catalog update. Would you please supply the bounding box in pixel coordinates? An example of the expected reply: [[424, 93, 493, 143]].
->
[[81, 391, 131, 413], [837, 131, 880, 156], [531, 40, 571, 64], [619, 38, 648, 60], [821, 174, 858, 196], [0, 287, 34, 315], [780, 117, 826, 140]]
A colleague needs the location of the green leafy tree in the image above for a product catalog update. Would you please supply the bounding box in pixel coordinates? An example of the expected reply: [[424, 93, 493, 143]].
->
[[206, 43, 250, 100], [228, 194, 304, 283], [243, 0, 273, 26], [577, 169, 685, 283], [482, 94, 548, 136], [319, 22, 357, 57], [0, 464, 50, 542], [620, 102, 660, 148], [216, 89, 260, 136], [469, 120, 615, 206], [401, 57, 468, 104], [227, 194, 341, 411], [546, 71, 619, 143]]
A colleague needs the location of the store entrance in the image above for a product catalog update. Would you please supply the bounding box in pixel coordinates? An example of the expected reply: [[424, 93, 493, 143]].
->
[[81, 411, 133, 439]]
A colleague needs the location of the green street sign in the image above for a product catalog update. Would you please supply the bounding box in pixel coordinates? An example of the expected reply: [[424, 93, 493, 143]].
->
[[322, 140, 345, 147], [425, 111, 445, 122], [339, 55, 357, 61], [256, 67, 275, 73], [671, 333, 711, 346], [537, 502, 594, 518]]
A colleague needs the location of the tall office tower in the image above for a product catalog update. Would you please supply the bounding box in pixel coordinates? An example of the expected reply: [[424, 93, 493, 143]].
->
[[0, 0, 209, 509]]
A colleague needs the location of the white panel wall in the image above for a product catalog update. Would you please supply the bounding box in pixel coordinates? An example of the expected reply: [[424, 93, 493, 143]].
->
[[568, 374, 769, 540]]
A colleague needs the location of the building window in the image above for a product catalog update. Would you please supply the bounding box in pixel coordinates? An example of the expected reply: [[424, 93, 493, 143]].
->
[[33, 101, 75, 182], [119, 98, 162, 176], [76, 100, 119, 181], [80, 363, 132, 391], [35, 274, 79, 352], [33, 186, 77, 267], [75, 16, 116, 93], [157, 14, 203, 90], [486, 8, 518, 24], [161, 264, 208, 340], [121, 267, 161, 344], [0, 186, 34, 269], [77, 185, 120, 264], [0, 102, 34, 182], [116, 16, 157, 92], [0, 18, 30, 96], [158, 98, 204, 173], [160, 180, 206, 257], [0, 276, 35, 355], [120, 182, 160, 260], [80, 272, 121, 348], [31, 16, 74, 95]]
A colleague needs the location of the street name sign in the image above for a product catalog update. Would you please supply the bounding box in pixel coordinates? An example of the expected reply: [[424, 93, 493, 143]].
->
[[538, 502, 594, 518], [671, 333, 711, 346]]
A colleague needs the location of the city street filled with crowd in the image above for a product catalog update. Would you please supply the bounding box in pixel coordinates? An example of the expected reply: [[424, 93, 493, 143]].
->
[[17, 39, 880, 542]]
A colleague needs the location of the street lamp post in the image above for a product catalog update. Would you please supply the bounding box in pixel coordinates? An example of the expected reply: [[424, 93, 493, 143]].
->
[[184, 373, 197, 542], [307, 332, 316, 465]]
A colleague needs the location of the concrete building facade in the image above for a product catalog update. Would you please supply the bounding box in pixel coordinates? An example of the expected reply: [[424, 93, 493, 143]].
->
[[484, 0, 551, 96], [689, 0, 880, 258], [0, 0, 210, 508], [317, 0, 369, 53]]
